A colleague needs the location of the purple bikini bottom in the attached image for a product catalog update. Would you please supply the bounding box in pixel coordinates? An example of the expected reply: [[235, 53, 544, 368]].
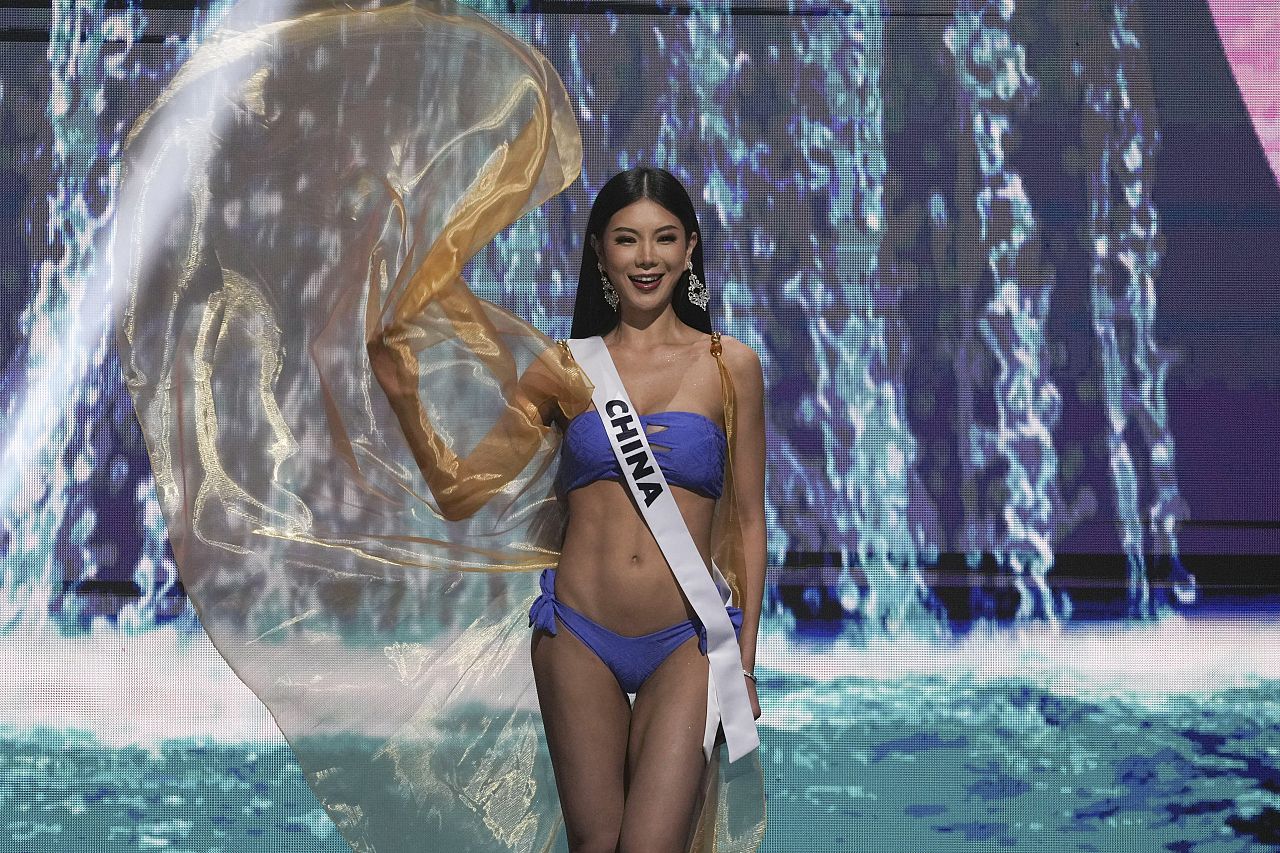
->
[[529, 568, 743, 694]]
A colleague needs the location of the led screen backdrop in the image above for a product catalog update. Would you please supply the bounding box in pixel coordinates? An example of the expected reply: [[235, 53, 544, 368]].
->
[[2, 0, 1279, 851]]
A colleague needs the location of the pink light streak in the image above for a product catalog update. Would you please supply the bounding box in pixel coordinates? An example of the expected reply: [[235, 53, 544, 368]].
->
[[1208, 0, 1280, 185]]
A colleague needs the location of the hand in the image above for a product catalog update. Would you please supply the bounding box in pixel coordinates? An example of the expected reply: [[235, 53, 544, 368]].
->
[[746, 675, 761, 720]]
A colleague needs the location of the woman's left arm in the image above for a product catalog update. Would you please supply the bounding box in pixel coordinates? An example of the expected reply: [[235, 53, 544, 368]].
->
[[724, 337, 767, 682]]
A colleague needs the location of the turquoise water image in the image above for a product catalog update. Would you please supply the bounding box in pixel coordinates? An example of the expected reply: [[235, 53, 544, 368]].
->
[[1, 732, 345, 853], [4, 619, 1278, 852], [762, 675, 1280, 851]]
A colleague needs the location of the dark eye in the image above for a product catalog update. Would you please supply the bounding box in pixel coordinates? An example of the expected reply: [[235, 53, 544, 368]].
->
[[659, 235, 677, 242], [614, 236, 635, 244]]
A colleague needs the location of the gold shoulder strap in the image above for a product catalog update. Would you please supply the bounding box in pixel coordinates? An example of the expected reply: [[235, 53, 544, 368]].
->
[[711, 331, 734, 442]]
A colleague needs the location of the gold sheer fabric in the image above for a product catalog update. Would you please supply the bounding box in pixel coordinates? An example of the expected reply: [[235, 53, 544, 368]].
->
[[114, 1, 764, 850]]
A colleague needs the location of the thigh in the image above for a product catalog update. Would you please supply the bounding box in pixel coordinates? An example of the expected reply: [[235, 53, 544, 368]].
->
[[618, 635, 712, 853], [531, 626, 631, 853]]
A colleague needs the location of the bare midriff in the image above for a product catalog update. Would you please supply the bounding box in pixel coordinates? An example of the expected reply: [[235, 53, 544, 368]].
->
[[555, 478, 717, 635]]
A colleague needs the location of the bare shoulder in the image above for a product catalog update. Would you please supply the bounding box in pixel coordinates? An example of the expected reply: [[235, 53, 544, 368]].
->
[[715, 333, 763, 389]]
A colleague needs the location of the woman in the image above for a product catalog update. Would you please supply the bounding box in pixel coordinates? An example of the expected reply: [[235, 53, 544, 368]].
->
[[370, 166, 765, 853], [116, 2, 765, 850], [531, 168, 766, 852]]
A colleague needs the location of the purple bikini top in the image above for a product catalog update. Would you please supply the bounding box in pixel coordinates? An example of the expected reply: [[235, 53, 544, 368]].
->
[[558, 409, 727, 499]]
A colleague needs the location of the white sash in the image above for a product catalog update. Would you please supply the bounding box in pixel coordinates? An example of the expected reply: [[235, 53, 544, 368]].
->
[[566, 336, 759, 763]]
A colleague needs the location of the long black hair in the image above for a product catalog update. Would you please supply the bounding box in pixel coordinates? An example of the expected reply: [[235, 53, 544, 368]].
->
[[570, 167, 712, 339]]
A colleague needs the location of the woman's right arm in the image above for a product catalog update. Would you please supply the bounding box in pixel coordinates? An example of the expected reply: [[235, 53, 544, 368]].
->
[[367, 327, 582, 521]]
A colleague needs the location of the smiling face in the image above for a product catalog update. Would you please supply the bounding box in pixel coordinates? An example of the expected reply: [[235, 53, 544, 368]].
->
[[592, 197, 698, 315]]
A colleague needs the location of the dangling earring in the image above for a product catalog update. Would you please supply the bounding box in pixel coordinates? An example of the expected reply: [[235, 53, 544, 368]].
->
[[597, 261, 619, 311], [686, 262, 709, 310]]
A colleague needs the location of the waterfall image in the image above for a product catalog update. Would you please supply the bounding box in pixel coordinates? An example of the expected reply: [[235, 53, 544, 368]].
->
[[2, 1, 1279, 850]]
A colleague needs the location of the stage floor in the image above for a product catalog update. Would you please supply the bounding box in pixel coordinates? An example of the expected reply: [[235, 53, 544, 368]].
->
[[4, 618, 1278, 852]]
